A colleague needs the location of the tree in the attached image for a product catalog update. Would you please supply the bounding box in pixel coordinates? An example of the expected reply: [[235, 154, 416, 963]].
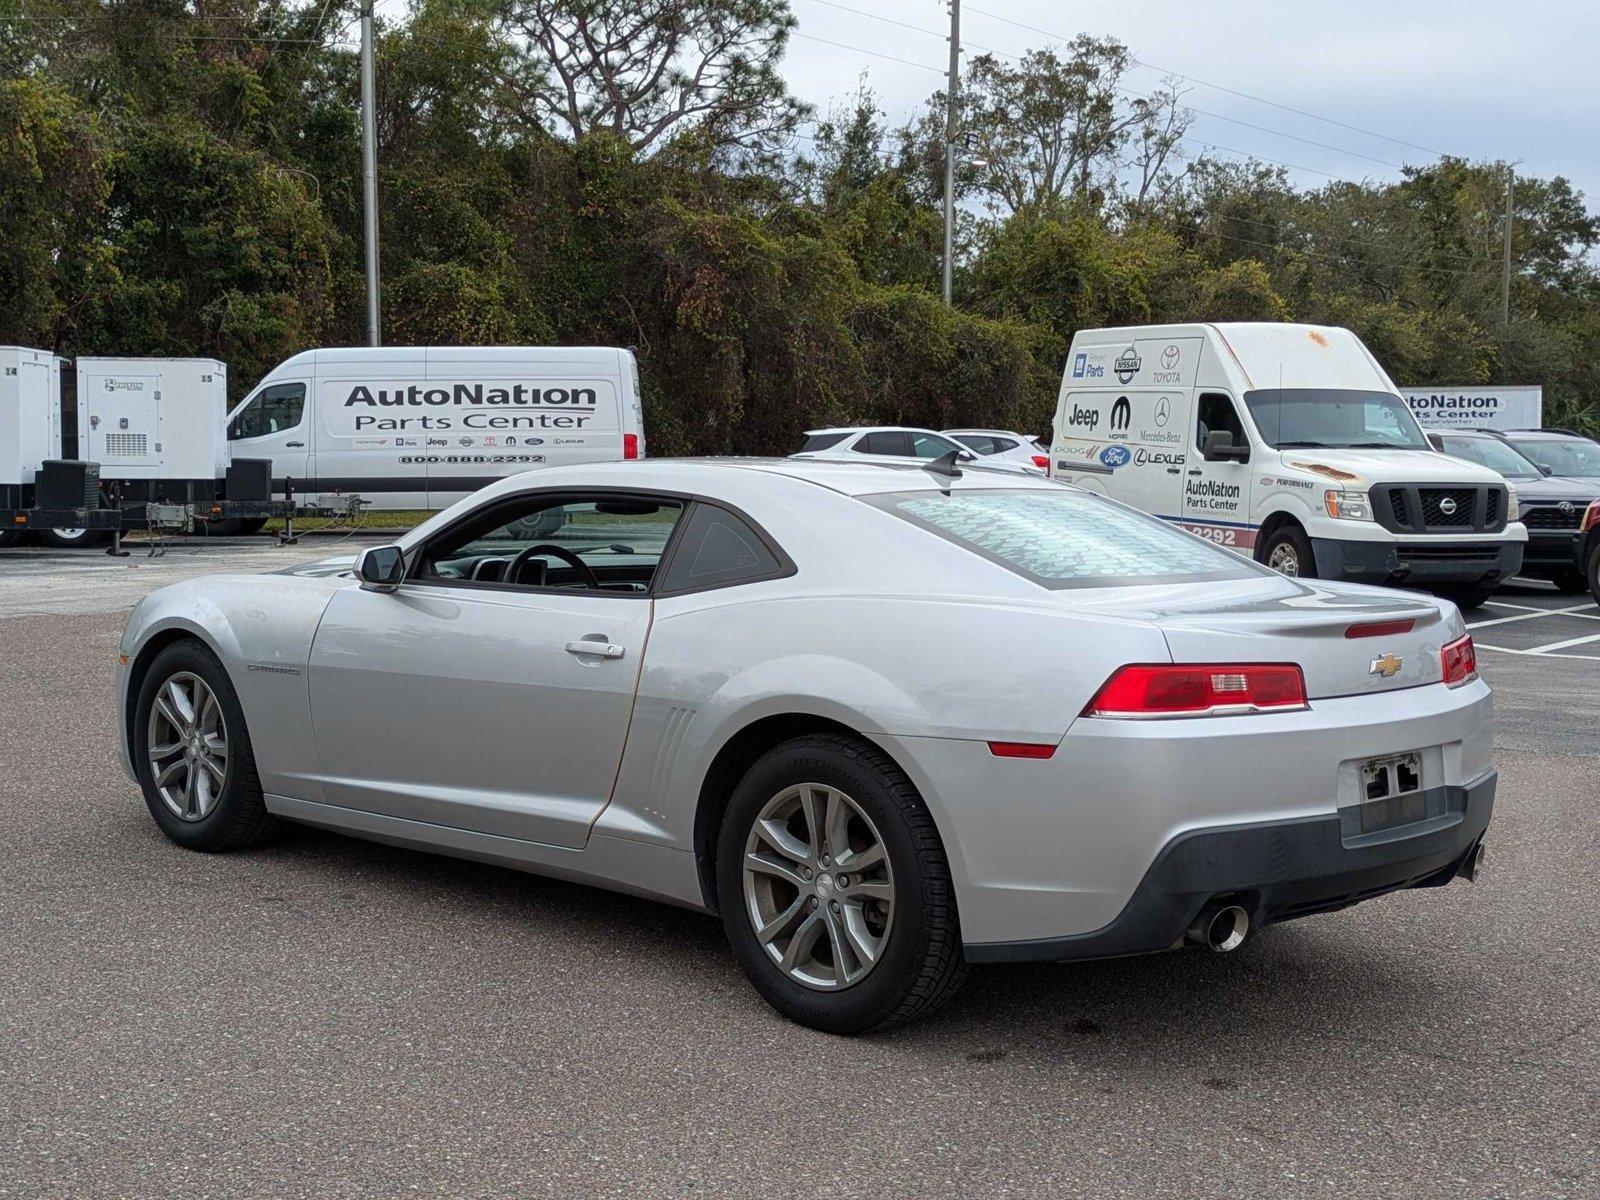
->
[[492, 0, 808, 156]]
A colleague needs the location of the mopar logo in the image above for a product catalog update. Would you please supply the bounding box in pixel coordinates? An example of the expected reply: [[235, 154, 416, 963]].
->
[[1114, 348, 1141, 383], [1099, 445, 1131, 470], [1067, 403, 1100, 431], [1110, 396, 1131, 431]]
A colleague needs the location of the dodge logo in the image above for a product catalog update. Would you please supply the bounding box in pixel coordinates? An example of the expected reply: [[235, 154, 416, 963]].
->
[[1369, 653, 1403, 678]]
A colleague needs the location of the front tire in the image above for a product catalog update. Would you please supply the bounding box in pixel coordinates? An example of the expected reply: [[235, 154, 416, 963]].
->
[[132, 640, 276, 851], [1586, 538, 1600, 605], [1259, 524, 1317, 578], [1437, 580, 1497, 611], [717, 734, 967, 1034], [40, 526, 109, 548], [1549, 568, 1588, 594]]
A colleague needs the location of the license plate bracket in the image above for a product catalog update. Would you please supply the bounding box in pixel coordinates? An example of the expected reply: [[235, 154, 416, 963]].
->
[[1358, 752, 1425, 832]]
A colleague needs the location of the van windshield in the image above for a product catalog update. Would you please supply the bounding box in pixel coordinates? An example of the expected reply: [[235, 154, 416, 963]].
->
[[1244, 389, 1429, 451]]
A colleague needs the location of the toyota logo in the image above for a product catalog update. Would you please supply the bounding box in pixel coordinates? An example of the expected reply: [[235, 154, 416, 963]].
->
[[1438, 497, 1458, 516], [1558, 500, 1575, 515]]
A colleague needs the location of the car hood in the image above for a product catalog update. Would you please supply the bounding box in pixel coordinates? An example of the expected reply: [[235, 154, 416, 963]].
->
[[273, 554, 358, 579], [1509, 475, 1600, 503], [1274, 447, 1502, 488], [1066, 572, 1460, 698]]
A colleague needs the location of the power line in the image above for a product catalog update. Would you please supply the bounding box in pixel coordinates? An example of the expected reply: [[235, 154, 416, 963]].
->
[[962, 3, 1457, 160], [790, 30, 944, 74]]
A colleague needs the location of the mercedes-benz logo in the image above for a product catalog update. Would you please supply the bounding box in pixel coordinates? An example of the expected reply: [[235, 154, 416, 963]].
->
[[1438, 497, 1458, 515], [1155, 397, 1171, 427]]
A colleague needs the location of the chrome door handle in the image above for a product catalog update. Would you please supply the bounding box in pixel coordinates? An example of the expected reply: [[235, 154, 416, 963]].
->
[[565, 639, 625, 659]]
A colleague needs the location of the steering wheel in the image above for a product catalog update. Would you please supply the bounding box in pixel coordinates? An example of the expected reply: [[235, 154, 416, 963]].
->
[[506, 543, 600, 589]]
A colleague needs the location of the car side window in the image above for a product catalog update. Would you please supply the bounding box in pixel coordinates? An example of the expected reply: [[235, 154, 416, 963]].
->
[[1196, 392, 1246, 450], [413, 493, 684, 594], [990, 437, 1019, 452], [854, 431, 912, 456], [800, 432, 851, 452], [656, 504, 788, 593], [911, 433, 960, 459], [952, 435, 993, 454], [229, 383, 306, 440]]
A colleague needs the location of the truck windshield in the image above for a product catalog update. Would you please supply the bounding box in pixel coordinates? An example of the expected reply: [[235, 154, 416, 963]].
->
[[1434, 435, 1542, 480], [1244, 389, 1429, 450]]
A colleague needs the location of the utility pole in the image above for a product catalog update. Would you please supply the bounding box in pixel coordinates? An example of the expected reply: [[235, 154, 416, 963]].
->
[[1499, 165, 1514, 325], [360, 0, 381, 346], [942, 0, 960, 304]]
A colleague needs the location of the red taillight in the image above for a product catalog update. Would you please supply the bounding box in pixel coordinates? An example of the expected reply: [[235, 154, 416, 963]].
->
[[1345, 619, 1415, 639], [1031, 454, 1050, 469], [1441, 634, 1477, 687], [1082, 663, 1308, 718], [623, 433, 640, 460], [988, 740, 1056, 759], [1583, 500, 1600, 532]]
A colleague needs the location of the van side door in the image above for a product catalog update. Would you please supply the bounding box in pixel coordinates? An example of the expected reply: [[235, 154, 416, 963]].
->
[[227, 380, 311, 493], [1181, 391, 1257, 551]]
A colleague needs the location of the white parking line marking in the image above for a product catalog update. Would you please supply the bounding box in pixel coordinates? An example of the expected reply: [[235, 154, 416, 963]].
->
[[1476, 642, 1600, 662], [1467, 603, 1600, 629], [1529, 631, 1600, 654]]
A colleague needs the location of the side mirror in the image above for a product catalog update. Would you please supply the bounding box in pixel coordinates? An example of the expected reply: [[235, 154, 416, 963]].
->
[[1202, 430, 1250, 463], [1539, 464, 1553, 476], [357, 545, 406, 592], [957, 450, 977, 463]]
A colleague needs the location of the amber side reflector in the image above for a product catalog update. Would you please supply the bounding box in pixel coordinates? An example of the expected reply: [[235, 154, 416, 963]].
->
[[119, 655, 129, 665], [988, 741, 1056, 759], [1345, 619, 1416, 639], [12, 515, 27, 525]]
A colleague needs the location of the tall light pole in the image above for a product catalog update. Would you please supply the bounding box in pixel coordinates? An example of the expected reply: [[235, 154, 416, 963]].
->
[[360, 0, 381, 346], [942, 0, 960, 304], [1499, 165, 1514, 325]]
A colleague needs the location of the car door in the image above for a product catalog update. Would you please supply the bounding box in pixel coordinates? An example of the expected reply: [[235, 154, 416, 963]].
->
[[226, 380, 312, 491], [306, 490, 685, 849], [1182, 390, 1256, 551]]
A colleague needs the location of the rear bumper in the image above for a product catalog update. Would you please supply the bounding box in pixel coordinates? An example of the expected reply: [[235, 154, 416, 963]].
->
[[1310, 537, 1523, 585], [966, 773, 1493, 963]]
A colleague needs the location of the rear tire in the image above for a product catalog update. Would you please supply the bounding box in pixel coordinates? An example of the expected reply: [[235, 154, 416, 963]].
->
[[132, 640, 277, 851], [1437, 581, 1497, 611], [198, 518, 243, 537], [40, 527, 109, 548], [235, 517, 269, 536], [0, 529, 20, 548], [1549, 568, 1588, 594], [1259, 524, 1317, 579], [717, 733, 967, 1034]]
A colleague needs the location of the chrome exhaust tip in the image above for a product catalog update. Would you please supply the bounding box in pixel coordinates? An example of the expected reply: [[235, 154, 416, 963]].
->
[[1187, 903, 1250, 953]]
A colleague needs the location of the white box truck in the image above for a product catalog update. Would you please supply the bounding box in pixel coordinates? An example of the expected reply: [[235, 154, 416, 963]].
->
[[1, 346, 58, 546], [1049, 322, 1526, 608], [225, 346, 647, 510]]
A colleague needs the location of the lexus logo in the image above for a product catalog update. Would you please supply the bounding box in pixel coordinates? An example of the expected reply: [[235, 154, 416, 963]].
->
[[1438, 497, 1458, 516], [1370, 653, 1403, 678]]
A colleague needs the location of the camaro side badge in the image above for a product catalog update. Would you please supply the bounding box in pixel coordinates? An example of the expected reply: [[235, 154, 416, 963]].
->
[[1369, 653, 1403, 678]]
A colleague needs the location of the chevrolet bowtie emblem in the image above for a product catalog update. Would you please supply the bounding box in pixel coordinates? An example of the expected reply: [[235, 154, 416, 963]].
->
[[1370, 653, 1403, 678]]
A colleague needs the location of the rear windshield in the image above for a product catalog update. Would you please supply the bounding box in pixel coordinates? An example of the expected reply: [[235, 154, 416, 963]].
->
[[1244, 389, 1429, 450], [867, 488, 1262, 589], [1506, 436, 1600, 478]]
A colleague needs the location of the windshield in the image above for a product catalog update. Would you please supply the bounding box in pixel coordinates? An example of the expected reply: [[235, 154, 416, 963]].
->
[[1505, 436, 1600, 478], [867, 488, 1263, 590], [1435, 435, 1541, 480], [1244, 389, 1430, 450]]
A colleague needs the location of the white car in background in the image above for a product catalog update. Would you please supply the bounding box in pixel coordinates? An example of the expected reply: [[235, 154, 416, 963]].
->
[[793, 427, 1030, 471], [945, 428, 1051, 473], [117, 458, 1494, 1033]]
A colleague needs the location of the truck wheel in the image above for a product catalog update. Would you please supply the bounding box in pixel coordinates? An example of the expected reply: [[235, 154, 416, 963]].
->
[[1438, 581, 1497, 611], [235, 518, 269, 536], [1259, 525, 1316, 578], [40, 527, 109, 548], [717, 734, 968, 1034], [1549, 568, 1588, 594], [132, 640, 277, 851], [0, 529, 20, 548], [198, 518, 243, 537]]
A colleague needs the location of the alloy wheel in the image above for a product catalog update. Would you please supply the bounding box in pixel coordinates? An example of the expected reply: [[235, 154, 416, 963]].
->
[[147, 672, 229, 822], [742, 783, 895, 991]]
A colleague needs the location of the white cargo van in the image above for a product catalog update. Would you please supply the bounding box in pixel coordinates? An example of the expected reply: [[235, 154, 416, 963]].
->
[[1049, 323, 1526, 606], [226, 346, 647, 510]]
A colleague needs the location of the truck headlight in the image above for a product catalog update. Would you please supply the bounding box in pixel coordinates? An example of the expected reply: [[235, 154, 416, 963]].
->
[[1504, 484, 1519, 522], [1323, 489, 1372, 521]]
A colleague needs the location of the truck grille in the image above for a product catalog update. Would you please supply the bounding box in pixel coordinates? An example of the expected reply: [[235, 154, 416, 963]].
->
[[1522, 503, 1584, 531], [1372, 484, 1509, 535]]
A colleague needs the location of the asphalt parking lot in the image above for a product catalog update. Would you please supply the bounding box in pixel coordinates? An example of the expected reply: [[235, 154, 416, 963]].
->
[[1, 541, 1595, 1198]]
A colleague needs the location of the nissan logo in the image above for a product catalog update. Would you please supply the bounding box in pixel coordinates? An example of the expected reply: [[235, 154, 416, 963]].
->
[[1438, 497, 1458, 516]]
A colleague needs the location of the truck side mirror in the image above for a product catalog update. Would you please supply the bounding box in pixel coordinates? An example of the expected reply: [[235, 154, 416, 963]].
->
[[1539, 464, 1553, 476], [357, 545, 406, 592], [1202, 430, 1250, 463]]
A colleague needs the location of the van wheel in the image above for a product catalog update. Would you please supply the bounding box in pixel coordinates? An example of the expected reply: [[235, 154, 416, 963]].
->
[[1437, 581, 1497, 611], [1259, 525, 1316, 578], [40, 527, 109, 548], [717, 734, 968, 1034]]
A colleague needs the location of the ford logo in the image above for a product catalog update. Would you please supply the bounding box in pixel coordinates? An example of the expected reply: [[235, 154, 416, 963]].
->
[[1099, 445, 1131, 469]]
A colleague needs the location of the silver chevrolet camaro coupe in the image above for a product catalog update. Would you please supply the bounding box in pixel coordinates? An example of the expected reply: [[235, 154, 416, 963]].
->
[[117, 458, 1494, 1032]]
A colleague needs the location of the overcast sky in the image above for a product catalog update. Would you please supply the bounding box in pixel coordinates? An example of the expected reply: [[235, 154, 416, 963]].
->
[[778, 0, 1599, 213]]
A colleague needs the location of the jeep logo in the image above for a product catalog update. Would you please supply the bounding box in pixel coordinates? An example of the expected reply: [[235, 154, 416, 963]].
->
[[1067, 403, 1100, 431]]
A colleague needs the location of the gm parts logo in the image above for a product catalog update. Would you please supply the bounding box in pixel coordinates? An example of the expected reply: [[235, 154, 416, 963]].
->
[[1071, 353, 1104, 380], [1114, 347, 1141, 383], [1099, 445, 1131, 470]]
